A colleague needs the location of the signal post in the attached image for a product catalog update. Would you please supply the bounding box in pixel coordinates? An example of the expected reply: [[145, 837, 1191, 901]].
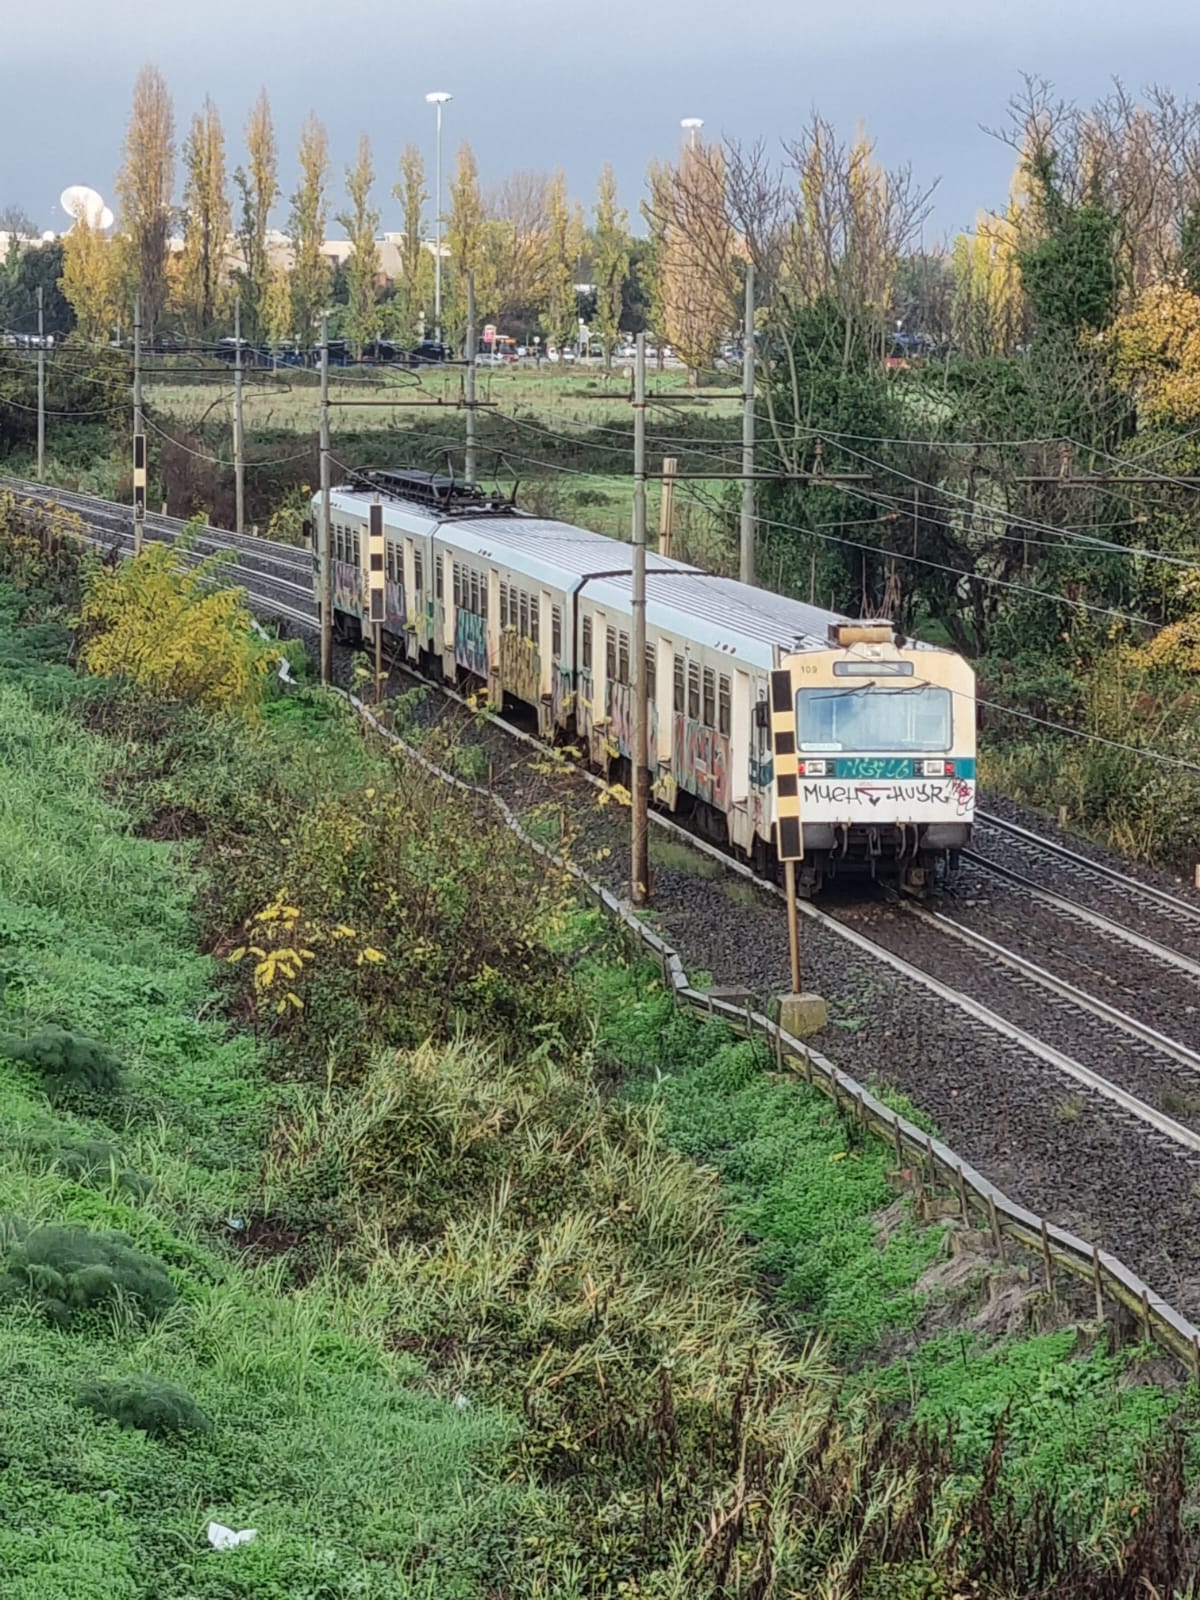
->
[[769, 646, 828, 1038]]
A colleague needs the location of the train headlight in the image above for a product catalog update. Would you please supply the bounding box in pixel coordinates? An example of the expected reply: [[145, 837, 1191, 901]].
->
[[798, 759, 827, 776], [919, 759, 955, 777]]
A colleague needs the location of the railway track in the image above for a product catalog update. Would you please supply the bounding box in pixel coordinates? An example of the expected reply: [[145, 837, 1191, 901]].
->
[[20, 480, 1200, 1317]]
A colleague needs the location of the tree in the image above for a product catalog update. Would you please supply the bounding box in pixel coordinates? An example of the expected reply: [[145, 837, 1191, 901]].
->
[[337, 134, 381, 355], [445, 141, 486, 338], [233, 90, 280, 339], [592, 164, 629, 367], [0, 206, 36, 239], [59, 223, 117, 339], [289, 114, 331, 341], [1, 241, 73, 335], [115, 64, 175, 335], [393, 143, 429, 339], [1017, 150, 1120, 339], [541, 170, 583, 355], [1108, 280, 1200, 426], [180, 97, 230, 334], [652, 138, 737, 381], [261, 260, 293, 350]]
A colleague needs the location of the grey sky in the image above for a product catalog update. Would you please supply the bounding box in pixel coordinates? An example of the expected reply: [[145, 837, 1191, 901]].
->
[[5, 0, 1197, 242]]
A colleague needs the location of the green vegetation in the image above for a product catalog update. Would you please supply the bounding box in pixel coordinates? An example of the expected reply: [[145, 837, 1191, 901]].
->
[[1, 532, 1198, 1595]]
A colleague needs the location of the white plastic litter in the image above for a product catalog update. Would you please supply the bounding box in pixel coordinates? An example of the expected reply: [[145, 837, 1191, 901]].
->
[[453, 1393, 470, 1409], [206, 1522, 257, 1551]]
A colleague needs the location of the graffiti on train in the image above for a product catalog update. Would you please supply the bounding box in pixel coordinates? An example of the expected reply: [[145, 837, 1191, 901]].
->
[[672, 715, 729, 809], [455, 610, 488, 677], [607, 681, 657, 766], [500, 631, 540, 704], [800, 778, 975, 820]]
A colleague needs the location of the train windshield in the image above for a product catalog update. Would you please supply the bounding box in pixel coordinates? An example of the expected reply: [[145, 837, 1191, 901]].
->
[[797, 685, 951, 753]]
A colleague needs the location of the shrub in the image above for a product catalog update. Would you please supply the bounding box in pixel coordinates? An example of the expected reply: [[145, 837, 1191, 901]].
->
[[0, 1026, 123, 1099], [76, 1375, 210, 1437], [0, 1220, 177, 1327]]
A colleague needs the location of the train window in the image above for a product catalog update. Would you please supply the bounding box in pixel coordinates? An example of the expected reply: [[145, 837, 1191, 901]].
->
[[582, 615, 593, 670], [385, 543, 398, 583], [618, 631, 629, 686], [688, 662, 700, 720], [414, 550, 423, 594], [718, 674, 731, 737], [518, 592, 528, 637], [479, 577, 488, 620], [606, 627, 616, 682], [551, 606, 562, 657], [674, 656, 685, 714], [471, 570, 480, 614], [702, 667, 716, 727], [510, 587, 519, 629], [436, 555, 443, 599], [645, 643, 656, 701], [351, 529, 360, 567], [499, 582, 509, 623], [530, 602, 540, 646], [453, 564, 461, 606]]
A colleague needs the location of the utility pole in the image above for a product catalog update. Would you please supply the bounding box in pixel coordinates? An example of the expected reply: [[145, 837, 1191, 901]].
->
[[739, 262, 755, 585], [233, 294, 245, 535], [659, 456, 677, 558], [133, 292, 144, 554], [319, 313, 333, 685], [35, 286, 45, 480], [464, 269, 478, 485], [631, 331, 650, 907]]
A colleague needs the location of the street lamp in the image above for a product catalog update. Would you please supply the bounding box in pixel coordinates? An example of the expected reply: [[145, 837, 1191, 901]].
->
[[681, 117, 703, 151], [425, 91, 453, 344]]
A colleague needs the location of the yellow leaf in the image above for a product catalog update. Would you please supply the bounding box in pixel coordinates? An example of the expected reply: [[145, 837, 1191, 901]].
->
[[227, 947, 246, 963]]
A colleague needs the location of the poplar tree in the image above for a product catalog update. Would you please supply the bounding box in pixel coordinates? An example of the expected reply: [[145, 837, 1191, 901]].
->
[[115, 64, 175, 335], [180, 97, 230, 333], [393, 144, 429, 338], [233, 90, 280, 338], [337, 134, 381, 355], [288, 114, 331, 342], [59, 219, 119, 340], [542, 170, 584, 357], [592, 163, 629, 368], [446, 141, 485, 335]]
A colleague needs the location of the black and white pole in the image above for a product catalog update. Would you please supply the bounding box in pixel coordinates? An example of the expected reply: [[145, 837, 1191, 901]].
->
[[36, 286, 45, 481], [133, 292, 144, 553], [319, 313, 332, 685], [631, 331, 650, 907]]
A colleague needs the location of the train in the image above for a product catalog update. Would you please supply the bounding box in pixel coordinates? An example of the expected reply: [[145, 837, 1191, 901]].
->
[[311, 470, 976, 895]]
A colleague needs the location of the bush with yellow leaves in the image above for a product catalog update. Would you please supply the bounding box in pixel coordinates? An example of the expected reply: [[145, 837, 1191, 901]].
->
[[227, 889, 386, 1031], [77, 530, 278, 712]]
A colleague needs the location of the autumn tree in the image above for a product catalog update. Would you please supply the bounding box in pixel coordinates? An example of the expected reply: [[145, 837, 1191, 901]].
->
[[337, 134, 380, 354], [180, 98, 231, 334], [445, 141, 492, 338], [1108, 279, 1200, 425], [261, 261, 293, 351], [233, 90, 280, 339], [288, 114, 331, 341], [114, 64, 175, 334], [592, 164, 629, 367], [392, 143, 430, 339], [651, 138, 737, 381], [59, 220, 119, 339], [541, 170, 583, 355]]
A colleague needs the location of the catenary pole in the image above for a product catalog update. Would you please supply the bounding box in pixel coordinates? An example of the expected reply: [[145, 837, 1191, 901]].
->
[[36, 286, 45, 480], [233, 294, 245, 535], [320, 313, 332, 685], [465, 269, 478, 484], [631, 331, 650, 907], [133, 292, 144, 553], [739, 262, 756, 585]]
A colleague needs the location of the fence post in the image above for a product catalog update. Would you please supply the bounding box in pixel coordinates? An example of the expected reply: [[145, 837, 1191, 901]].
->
[[1040, 1218, 1055, 1298], [987, 1193, 1005, 1261], [956, 1164, 970, 1226], [1141, 1287, 1153, 1343], [1091, 1245, 1104, 1322]]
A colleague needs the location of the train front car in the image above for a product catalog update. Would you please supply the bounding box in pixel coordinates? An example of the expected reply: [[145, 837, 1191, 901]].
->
[[772, 621, 975, 896]]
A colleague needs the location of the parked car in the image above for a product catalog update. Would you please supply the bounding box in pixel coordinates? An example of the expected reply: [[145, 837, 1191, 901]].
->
[[408, 340, 454, 366]]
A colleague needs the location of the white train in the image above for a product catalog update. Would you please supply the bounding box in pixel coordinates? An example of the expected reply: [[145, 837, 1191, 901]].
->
[[312, 470, 976, 894]]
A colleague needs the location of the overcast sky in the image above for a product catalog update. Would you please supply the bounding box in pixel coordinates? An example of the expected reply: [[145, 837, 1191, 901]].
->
[[5, 0, 1199, 243]]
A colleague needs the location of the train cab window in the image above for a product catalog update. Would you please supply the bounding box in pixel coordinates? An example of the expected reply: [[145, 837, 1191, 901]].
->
[[530, 602, 539, 646], [618, 631, 630, 686], [582, 616, 593, 670], [718, 674, 731, 737], [702, 667, 716, 727], [606, 627, 616, 681], [688, 661, 700, 720], [551, 606, 562, 657], [645, 644, 656, 700], [674, 657, 685, 714], [414, 550, 424, 594]]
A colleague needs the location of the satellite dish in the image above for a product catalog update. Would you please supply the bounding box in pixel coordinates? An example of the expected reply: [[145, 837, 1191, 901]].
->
[[59, 185, 111, 230]]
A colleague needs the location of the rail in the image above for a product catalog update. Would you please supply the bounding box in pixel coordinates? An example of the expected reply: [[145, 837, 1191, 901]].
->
[[341, 691, 1200, 1381]]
